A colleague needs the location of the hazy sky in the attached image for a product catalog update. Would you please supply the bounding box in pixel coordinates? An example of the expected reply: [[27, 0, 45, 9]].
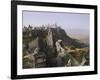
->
[[23, 11, 90, 39]]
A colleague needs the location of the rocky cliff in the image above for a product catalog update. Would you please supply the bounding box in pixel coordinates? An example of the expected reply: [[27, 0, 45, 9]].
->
[[23, 24, 89, 68], [23, 25, 88, 51]]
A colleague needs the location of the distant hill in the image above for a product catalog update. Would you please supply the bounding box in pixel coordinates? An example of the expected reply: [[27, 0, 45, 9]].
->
[[23, 25, 88, 50], [50, 27, 88, 48]]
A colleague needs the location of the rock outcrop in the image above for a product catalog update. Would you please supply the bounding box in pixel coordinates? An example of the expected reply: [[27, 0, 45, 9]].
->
[[22, 24, 89, 68]]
